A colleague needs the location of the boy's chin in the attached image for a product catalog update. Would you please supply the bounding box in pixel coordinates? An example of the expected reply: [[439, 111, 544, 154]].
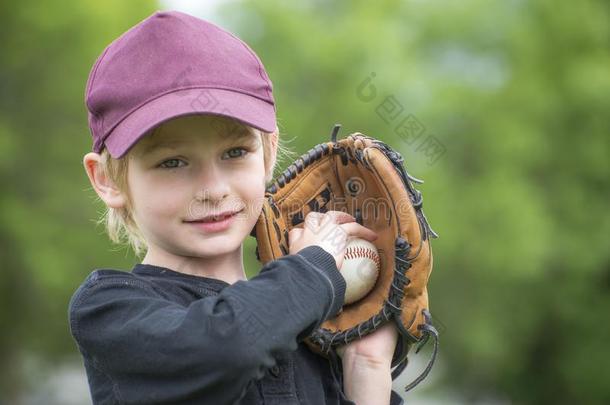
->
[[183, 234, 245, 256]]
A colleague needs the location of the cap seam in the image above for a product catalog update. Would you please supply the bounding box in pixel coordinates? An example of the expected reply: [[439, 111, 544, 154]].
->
[[231, 35, 272, 100], [198, 21, 272, 100], [86, 14, 155, 116], [85, 46, 111, 117]]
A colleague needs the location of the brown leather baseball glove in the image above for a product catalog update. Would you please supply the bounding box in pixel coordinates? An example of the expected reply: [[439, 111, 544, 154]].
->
[[252, 125, 439, 391]]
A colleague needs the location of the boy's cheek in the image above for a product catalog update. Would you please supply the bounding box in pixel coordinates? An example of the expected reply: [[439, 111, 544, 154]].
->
[[241, 162, 268, 185], [132, 188, 186, 218]]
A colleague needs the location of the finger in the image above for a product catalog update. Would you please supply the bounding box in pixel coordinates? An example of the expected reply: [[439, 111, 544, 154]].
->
[[288, 228, 304, 242], [336, 345, 347, 359], [304, 211, 324, 229], [305, 211, 325, 220], [339, 222, 378, 242], [323, 210, 356, 225]]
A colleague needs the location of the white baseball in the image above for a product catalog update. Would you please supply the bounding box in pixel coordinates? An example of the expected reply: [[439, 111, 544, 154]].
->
[[339, 238, 380, 305]]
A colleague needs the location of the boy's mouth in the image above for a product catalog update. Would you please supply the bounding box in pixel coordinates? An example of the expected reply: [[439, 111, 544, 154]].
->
[[185, 209, 243, 223]]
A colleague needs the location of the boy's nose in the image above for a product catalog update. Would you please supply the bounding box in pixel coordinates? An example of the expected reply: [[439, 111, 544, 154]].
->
[[194, 165, 231, 202]]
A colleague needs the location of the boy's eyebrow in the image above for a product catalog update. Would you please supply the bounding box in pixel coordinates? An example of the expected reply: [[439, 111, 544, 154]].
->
[[142, 130, 257, 154], [142, 139, 185, 154], [226, 129, 258, 143]]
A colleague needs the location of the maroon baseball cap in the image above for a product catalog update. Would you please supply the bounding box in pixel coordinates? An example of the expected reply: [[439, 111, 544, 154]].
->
[[85, 10, 276, 158]]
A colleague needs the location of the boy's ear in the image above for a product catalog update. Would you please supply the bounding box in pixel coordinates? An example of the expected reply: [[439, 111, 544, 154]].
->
[[83, 152, 127, 209]]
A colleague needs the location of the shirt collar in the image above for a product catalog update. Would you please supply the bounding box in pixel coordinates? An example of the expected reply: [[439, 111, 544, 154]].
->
[[131, 263, 231, 291]]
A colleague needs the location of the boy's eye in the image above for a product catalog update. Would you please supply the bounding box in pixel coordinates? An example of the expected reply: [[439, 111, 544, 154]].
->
[[222, 147, 248, 159], [158, 158, 186, 169]]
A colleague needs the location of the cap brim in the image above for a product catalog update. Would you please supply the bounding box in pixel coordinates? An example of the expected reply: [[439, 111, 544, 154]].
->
[[103, 88, 276, 158]]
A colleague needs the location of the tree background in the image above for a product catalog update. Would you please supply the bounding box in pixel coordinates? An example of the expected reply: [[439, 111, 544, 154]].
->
[[1, 0, 608, 403]]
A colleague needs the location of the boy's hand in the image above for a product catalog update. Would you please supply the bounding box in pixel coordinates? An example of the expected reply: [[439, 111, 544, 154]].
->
[[288, 211, 377, 269], [337, 322, 399, 404], [336, 321, 398, 367]]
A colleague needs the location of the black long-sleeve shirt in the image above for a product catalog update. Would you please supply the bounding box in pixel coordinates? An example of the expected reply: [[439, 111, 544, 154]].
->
[[68, 246, 404, 404]]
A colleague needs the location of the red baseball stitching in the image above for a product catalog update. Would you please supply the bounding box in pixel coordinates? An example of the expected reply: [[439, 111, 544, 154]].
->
[[344, 246, 380, 269]]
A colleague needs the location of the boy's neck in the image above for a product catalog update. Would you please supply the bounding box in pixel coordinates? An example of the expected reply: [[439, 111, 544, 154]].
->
[[140, 244, 248, 284]]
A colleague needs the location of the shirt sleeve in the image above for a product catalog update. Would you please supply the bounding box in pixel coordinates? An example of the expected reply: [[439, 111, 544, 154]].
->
[[68, 246, 346, 404]]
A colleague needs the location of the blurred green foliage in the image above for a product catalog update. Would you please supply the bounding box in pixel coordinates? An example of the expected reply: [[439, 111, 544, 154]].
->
[[0, 0, 157, 400], [1, 0, 608, 403]]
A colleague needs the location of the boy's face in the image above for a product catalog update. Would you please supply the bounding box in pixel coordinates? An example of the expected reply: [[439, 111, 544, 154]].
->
[[126, 115, 269, 261]]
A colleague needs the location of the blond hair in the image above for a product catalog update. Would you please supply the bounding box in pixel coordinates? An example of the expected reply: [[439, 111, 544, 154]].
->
[[94, 119, 293, 258]]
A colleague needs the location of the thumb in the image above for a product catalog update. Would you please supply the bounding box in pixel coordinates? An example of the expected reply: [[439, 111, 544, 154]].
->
[[288, 228, 304, 243]]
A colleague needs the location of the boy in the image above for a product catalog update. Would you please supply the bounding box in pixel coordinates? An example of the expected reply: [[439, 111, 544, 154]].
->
[[70, 10, 402, 404]]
